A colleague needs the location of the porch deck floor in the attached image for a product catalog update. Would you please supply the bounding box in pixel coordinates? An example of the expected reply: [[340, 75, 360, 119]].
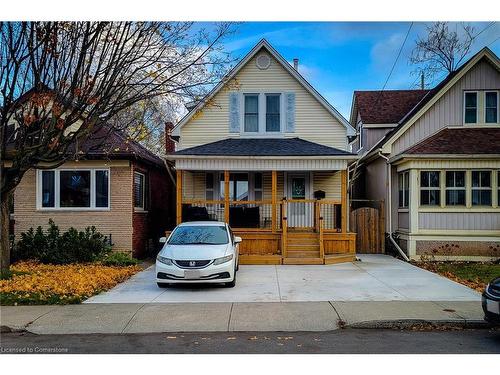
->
[[85, 255, 480, 303]]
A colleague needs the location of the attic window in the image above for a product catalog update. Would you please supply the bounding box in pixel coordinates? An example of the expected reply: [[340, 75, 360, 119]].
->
[[256, 53, 271, 70]]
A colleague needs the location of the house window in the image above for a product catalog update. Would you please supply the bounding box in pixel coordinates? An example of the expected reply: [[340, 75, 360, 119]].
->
[[254, 173, 263, 201], [38, 169, 109, 209], [134, 172, 147, 210], [445, 171, 466, 206], [220, 173, 249, 201], [205, 173, 214, 200], [464, 92, 477, 124], [266, 94, 281, 132], [471, 171, 491, 206], [398, 171, 409, 208], [485, 91, 498, 123], [41, 170, 55, 208], [420, 171, 440, 206], [244, 94, 259, 132]]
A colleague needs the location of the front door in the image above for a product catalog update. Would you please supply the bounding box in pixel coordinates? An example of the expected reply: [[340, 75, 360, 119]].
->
[[286, 173, 312, 228]]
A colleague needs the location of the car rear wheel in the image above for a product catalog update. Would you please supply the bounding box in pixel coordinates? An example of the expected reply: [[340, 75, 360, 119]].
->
[[157, 282, 171, 288]]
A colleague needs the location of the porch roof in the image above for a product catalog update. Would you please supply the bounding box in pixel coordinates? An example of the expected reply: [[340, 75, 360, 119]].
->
[[171, 138, 355, 157]]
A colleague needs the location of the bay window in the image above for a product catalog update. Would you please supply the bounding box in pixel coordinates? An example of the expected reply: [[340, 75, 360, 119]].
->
[[398, 171, 409, 208], [420, 171, 440, 206], [472, 171, 491, 206], [445, 171, 466, 206], [38, 169, 109, 209], [464, 92, 477, 124]]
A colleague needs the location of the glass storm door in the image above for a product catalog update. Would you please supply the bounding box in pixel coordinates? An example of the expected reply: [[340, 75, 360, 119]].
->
[[287, 173, 312, 228]]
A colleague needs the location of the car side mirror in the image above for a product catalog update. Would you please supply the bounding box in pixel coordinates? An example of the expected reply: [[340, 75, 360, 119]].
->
[[159, 237, 167, 244], [234, 236, 242, 244]]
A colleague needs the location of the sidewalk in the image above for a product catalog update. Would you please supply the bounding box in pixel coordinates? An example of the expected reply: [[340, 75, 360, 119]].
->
[[0, 301, 487, 334]]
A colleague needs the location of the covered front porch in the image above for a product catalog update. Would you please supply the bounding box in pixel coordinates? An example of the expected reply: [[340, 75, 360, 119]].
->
[[174, 168, 356, 265]]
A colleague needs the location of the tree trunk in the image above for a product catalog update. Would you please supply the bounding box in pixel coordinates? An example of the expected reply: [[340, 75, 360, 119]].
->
[[0, 191, 12, 275]]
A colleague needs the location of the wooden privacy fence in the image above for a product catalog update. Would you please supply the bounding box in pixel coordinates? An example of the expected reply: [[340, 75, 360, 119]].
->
[[350, 206, 384, 254]]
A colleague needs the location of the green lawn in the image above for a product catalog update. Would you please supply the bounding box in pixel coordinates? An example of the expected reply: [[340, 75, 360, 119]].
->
[[417, 262, 500, 292]]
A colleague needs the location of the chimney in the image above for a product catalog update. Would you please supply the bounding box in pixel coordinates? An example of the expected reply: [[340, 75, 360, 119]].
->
[[293, 58, 299, 71], [164, 122, 175, 154]]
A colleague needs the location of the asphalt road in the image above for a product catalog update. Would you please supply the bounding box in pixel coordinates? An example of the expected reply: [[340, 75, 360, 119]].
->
[[1, 328, 500, 354]]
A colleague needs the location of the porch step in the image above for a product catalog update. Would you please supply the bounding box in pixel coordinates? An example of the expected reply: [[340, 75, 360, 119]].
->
[[283, 257, 324, 265], [324, 254, 356, 265], [286, 250, 321, 258]]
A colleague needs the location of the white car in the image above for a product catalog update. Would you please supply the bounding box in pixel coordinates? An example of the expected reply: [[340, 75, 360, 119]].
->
[[156, 221, 241, 288]]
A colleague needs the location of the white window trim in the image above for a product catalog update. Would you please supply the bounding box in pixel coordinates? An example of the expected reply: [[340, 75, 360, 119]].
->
[[484, 90, 499, 124], [471, 170, 492, 207], [36, 168, 110, 211], [134, 171, 147, 211], [463, 91, 479, 125], [241, 92, 285, 136], [398, 171, 409, 208], [358, 122, 363, 150], [419, 170, 441, 207], [444, 170, 466, 207]]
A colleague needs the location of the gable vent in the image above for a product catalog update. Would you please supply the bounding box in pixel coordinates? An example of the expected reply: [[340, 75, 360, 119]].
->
[[256, 53, 271, 70]]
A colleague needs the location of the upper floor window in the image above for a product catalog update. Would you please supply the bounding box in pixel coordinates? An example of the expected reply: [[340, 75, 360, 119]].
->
[[398, 171, 409, 208], [485, 91, 498, 123], [38, 169, 109, 210], [471, 171, 491, 206], [464, 92, 477, 124], [266, 94, 281, 132], [445, 171, 466, 206], [420, 171, 440, 206], [244, 94, 259, 132]]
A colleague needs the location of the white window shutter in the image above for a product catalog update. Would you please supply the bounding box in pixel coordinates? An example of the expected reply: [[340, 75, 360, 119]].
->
[[285, 92, 295, 132], [229, 92, 240, 133]]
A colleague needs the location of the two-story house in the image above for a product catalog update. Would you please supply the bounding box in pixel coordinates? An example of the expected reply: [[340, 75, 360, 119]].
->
[[168, 39, 358, 265], [351, 47, 500, 261]]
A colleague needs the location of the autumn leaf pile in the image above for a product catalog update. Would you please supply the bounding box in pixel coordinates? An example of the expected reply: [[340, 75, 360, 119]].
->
[[0, 261, 140, 305]]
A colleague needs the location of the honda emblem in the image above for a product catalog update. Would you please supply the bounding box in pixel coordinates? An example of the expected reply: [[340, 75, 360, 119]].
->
[[189, 261, 196, 267]]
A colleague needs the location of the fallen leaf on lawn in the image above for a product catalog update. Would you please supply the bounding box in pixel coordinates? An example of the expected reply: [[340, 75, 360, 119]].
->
[[248, 336, 258, 340], [166, 336, 177, 339], [226, 337, 236, 340]]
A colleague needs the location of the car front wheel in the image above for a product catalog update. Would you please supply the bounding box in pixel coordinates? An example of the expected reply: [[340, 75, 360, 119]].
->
[[225, 270, 236, 288]]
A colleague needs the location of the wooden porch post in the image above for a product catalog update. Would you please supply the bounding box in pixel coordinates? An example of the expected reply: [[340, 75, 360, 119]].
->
[[224, 170, 230, 223], [271, 170, 277, 232], [176, 169, 183, 225], [341, 169, 348, 233]]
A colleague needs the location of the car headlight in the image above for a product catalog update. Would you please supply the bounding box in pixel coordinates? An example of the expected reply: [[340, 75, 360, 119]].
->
[[156, 255, 173, 265], [213, 254, 233, 265]]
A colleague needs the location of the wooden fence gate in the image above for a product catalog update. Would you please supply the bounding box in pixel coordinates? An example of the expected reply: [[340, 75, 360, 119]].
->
[[349, 206, 385, 254]]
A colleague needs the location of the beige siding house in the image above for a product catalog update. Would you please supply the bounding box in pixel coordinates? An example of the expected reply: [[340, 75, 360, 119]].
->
[[169, 39, 358, 265], [351, 47, 500, 261]]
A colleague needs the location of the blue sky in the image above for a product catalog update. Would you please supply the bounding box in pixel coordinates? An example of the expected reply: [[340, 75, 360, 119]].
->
[[216, 22, 500, 119]]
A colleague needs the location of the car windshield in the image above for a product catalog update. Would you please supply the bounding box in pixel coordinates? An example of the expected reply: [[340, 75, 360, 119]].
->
[[168, 225, 229, 245]]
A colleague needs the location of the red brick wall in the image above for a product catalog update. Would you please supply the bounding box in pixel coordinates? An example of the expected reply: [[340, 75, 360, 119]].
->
[[132, 161, 175, 258]]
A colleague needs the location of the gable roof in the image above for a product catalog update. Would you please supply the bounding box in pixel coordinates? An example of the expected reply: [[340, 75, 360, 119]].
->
[[401, 127, 500, 156], [353, 89, 429, 125], [361, 47, 500, 159], [171, 137, 356, 157], [172, 39, 356, 137]]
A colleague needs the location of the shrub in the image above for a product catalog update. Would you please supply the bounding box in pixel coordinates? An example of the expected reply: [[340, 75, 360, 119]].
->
[[100, 252, 138, 267], [14, 220, 112, 264]]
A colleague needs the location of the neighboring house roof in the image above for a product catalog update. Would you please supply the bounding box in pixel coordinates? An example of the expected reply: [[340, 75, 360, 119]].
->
[[171, 137, 356, 157], [172, 39, 356, 137], [401, 127, 500, 156], [361, 47, 500, 160], [353, 90, 429, 124], [76, 126, 165, 168]]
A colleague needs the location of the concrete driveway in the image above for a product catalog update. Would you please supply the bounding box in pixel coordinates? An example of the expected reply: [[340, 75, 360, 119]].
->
[[85, 255, 480, 303]]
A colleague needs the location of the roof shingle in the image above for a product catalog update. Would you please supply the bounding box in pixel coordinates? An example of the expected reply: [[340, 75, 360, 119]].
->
[[172, 138, 355, 157], [403, 127, 500, 155]]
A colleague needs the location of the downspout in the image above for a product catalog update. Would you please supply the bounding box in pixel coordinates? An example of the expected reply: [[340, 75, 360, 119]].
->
[[378, 152, 410, 262]]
